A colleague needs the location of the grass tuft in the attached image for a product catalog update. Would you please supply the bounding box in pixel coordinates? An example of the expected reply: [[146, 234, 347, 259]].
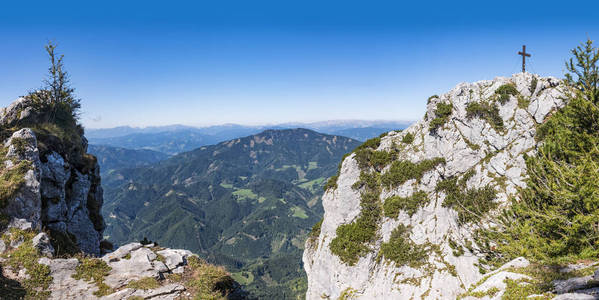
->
[[72, 257, 113, 296], [383, 191, 429, 218], [429, 102, 453, 132]]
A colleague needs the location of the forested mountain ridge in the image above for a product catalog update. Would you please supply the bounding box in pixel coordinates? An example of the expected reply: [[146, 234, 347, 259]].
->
[[87, 144, 169, 176], [102, 128, 361, 298]]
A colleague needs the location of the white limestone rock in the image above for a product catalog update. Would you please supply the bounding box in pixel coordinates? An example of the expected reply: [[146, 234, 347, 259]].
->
[[303, 73, 568, 299], [37, 243, 200, 299]]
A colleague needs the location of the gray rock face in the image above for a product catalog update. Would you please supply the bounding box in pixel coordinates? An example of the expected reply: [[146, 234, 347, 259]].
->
[[1, 129, 42, 229], [156, 249, 194, 270], [38, 243, 197, 300], [0, 98, 106, 256], [41, 154, 105, 256], [303, 73, 568, 299]]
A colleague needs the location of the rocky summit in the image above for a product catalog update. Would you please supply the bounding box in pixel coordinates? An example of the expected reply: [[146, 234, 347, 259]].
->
[[302, 73, 599, 299], [0, 96, 246, 299], [0, 96, 106, 255]]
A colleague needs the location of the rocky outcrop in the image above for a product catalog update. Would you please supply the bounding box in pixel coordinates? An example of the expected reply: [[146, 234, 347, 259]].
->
[[0, 97, 106, 255], [0, 97, 248, 299], [0, 218, 240, 300], [38, 242, 193, 299], [303, 73, 568, 299]]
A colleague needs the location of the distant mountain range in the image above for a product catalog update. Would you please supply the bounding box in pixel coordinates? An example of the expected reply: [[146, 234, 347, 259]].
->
[[101, 128, 362, 299], [86, 120, 410, 154], [87, 145, 169, 176]]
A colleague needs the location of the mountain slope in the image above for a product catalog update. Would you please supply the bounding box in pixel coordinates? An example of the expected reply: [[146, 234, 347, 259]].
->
[[102, 128, 361, 298], [303, 73, 566, 299]]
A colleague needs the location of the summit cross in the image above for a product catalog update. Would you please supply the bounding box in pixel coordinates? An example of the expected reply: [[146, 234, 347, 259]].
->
[[518, 45, 531, 73]]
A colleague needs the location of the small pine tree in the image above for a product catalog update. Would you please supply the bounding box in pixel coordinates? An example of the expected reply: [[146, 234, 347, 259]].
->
[[29, 41, 81, 124], [565, 39, 599, 103], [484, 39, 599, 264]]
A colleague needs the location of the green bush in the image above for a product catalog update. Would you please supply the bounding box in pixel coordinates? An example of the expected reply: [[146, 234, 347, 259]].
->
[[495, 83, 519, 104], [429, 102, 453, 132], [381, 158, 445, 188], [427, 95, 439, 104], [481, 40, 599, 265], [330, 171, 382, 265], [1, 229, 52, 299], [323, 174, 339, 191], [309, 218, 323, 240], [72, 258, 113, 296], [437, 170, 497, 224], [325, 137, 386, 191], [401, 132, 414, 144], [378, 225, 427, 267], [185, 256, 237, 299], [530, 76, 538, 94], [383, 191, 429, 218], [517, 95, 530, 109], [355, 137, 381, 152], [465, 101, 504, 131], [126, 277, 160, 290]]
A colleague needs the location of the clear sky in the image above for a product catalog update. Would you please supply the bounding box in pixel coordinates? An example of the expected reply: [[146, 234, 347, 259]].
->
[[1, 0, 598, 128]]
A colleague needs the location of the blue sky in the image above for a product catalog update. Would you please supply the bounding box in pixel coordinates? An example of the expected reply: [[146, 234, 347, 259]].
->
[[0, 0, 597, 128]]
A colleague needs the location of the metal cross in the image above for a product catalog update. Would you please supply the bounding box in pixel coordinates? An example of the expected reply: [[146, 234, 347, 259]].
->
[[518, 45, 531, 73]]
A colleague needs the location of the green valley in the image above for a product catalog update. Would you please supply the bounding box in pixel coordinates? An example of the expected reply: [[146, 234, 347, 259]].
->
[[101, 128, 362, 299]]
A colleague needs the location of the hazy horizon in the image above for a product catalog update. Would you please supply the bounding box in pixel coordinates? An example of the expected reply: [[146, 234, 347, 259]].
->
[[83, 119, 415, 130]]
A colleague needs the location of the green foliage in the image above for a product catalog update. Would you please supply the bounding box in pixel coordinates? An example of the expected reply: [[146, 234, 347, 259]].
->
[[101, 129, 359, 299], [401, 132, 414, 144], [72, 258, 113, 296], [0, 145, 32, 221], [484, 39, 599, 265], [378, 225, 427, 268], [355, 136, 381, 151], [565, 39, 599, 103], [437, 170, 497, 224], [184, 256, 236, 300], [368, 150, 393, 170], [530, 76, 538, 94], [126, 277, 160, 290], [427, 94, 439, 104], [502, 278, 545, 300], [429, 102, 453, 132], [309, 218, 323, 240], [448, 238, 465, 257], [465, 101, 504, 131], [460, 287, 500, 299], [330, 169, 382, 265], [495, 83, 519, 104], [383, 191, 429, 218], [39, 41, 81, 120], [517, 95, 530, 109], [0, 229, 52, 299], [324, 174, 340, 191], [489, 94, 599, 262], [329, 189, 382, 265], [338, 287, 357, 300], [381, 158, 445, 188]]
